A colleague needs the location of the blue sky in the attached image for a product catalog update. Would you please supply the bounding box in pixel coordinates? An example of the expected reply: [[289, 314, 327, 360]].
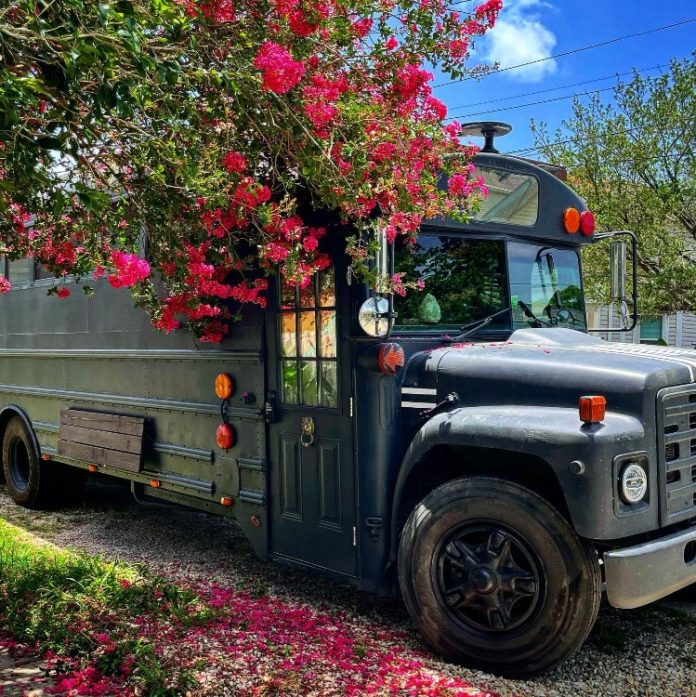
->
[[434, 0, 695, 155]]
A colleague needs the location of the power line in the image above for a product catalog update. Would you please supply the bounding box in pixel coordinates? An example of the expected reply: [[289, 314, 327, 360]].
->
[[434, 18, 695, 88], [446, 63, 670, 113], [447, 83, 618, 120], [507, 118, 696, 157]]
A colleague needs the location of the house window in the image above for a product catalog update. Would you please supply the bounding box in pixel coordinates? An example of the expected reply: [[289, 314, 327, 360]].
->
[[279, 269, 338, 408], [640, 317, 662, 344]]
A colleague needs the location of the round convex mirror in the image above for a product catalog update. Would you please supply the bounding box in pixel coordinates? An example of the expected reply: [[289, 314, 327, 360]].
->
[[358, 296, 390, 337]]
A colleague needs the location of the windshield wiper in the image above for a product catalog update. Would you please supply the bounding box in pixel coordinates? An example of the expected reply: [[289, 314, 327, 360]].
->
[[518, 299, 551, 328], [446, 306, 512, 342]]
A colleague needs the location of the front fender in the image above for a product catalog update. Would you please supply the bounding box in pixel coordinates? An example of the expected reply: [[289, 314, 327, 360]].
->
[[391, 405, 651, 544]]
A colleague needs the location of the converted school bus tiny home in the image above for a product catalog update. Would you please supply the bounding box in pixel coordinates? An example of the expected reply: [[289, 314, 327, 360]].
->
[[2, 123, 696, 677]]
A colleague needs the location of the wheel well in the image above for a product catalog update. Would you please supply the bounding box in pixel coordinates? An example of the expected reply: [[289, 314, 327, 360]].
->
[[0, 407, 39, 473], [395, 444, 572, 538]]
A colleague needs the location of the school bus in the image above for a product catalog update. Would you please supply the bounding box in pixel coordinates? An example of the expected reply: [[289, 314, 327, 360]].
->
[[1, 122, 694, 677]]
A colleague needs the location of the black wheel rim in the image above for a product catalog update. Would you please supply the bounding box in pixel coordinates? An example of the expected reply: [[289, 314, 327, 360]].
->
[[8, 437, 30, 492], [435, 522, 544, 634]]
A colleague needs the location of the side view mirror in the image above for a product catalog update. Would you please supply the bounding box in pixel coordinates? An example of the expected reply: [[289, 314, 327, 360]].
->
[[587, 231, 638, 334], [358, 296, 390, 338], [610, 240, 627, 302]]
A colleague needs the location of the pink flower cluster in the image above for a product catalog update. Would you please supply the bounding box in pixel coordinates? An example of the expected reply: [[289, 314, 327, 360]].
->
[[107, 251, 151, 288], [302, 74, 350, 132], [0, 275, 10, 294], [254, 42, 304, 94]]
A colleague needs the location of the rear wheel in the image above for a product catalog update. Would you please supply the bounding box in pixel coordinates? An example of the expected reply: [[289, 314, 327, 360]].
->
[[2, 416, 84, 509], [398, 476, 601, 677]]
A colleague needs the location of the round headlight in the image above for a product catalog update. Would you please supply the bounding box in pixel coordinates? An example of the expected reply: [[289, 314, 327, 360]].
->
[[358, 296, 390, 338], [619, 462, 648, 504]]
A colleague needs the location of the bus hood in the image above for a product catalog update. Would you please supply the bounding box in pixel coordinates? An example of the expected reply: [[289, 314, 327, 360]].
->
[[417, 328, 696, 416]]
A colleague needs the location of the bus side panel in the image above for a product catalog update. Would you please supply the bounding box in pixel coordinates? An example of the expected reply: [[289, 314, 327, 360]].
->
[[0, 279, 269, 557]]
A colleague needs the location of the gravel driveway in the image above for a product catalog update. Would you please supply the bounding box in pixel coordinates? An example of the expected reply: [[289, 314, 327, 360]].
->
[[1, 478, 694, 697]]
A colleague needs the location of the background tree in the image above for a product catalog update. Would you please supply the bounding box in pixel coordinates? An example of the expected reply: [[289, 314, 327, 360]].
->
[[0, 0, 501, 341], [531, 54, 696, 315]]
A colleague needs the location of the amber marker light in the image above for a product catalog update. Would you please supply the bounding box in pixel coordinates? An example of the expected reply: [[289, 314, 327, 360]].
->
[[150, 479, 161, 488], [220, 496, 234, 507], [580, 210, 595, 236], [88, 464, 98, 473], [579, 395, 606, 424], [216, 423, 235, 450], [563, 207, 580, 234], [41, 454, 51, 462], [215, 373, 235, 400]]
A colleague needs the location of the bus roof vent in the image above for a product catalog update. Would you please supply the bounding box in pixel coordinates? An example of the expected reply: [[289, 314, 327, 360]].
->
[[460, 121, 512, 153]]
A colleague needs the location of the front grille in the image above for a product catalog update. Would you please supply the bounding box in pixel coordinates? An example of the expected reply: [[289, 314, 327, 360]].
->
[[658, 386, 696, 525]]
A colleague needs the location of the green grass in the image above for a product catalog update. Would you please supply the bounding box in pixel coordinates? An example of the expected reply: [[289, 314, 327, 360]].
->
[[0, 518, 212, 695]]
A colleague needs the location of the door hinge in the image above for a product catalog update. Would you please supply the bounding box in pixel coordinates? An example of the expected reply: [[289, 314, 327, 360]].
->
[[352, 526, 357, 547], [349, 397, 354, 417]]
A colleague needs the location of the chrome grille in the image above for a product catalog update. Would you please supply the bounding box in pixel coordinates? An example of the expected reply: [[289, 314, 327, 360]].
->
[[658, 386, 696, 525]]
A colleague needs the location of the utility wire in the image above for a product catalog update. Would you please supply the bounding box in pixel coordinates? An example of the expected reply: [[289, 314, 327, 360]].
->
[[507, 118, 696, 157], [446, 62, 671, 113], [448, 84, 619, 120], [434, 18, 695, 88]]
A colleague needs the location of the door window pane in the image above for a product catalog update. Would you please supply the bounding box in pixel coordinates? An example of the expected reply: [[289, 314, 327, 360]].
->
[[318, 269, 335, 307], [319, 311, 337, 357], [301, 361, 319, 406], [280, 312, 298, 357], [278, 267, 338, 408], [299, 311, 317, 357], [299, 282, 316, 309], [282, 360, 299, 403], [320, 362, 338, 407]]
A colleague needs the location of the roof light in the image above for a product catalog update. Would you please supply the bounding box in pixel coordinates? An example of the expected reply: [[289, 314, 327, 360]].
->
[[215, 373, 235, 400], [579, 395, 606, 424], [216, 423, 235, 450], [580, 210, 595, 236], [563, 207, 580, 234]]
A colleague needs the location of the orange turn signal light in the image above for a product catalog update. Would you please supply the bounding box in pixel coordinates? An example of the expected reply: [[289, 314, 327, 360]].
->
[[41, 454, 51, 462], [216, 423, 235, 450], [215, 373, 235, 400], [220, 496, 234, 507], [579, 395, 606, 424], [88, 464, 98, 473], [149, 479, 161, 488], [563, 207, 580, 234]]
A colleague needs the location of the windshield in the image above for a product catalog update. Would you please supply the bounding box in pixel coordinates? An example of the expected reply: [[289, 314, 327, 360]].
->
[[392, 235, 586, 334], [393, 236, 509, 331], [508, 242, 586, 331]]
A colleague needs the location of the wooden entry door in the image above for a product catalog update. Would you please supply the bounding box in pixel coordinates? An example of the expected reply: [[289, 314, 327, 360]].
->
[[266, 266, 356, 576]]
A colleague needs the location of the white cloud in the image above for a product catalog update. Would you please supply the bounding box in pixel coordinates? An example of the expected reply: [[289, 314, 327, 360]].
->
[[483, 0, 558, 83]]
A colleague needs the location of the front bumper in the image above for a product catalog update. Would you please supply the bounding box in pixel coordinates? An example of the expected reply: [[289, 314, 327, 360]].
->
[[604, 525, 696, 609]]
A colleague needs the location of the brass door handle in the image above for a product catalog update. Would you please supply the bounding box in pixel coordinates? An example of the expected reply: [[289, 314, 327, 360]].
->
[[301, 416, 315, 447]]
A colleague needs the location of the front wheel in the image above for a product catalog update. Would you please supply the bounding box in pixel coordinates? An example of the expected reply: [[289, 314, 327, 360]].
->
[[398, 477, 601, 677]]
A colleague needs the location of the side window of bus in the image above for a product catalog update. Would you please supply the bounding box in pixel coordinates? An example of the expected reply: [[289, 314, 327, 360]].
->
[[35, 262, 55, 281], [279, 268, 338, 408], [6, 257, 35, 286]]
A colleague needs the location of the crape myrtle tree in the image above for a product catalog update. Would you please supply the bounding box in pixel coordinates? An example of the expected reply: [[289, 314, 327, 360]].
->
[[0, 0, 501, 342], [531, 54, 696, 315]]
